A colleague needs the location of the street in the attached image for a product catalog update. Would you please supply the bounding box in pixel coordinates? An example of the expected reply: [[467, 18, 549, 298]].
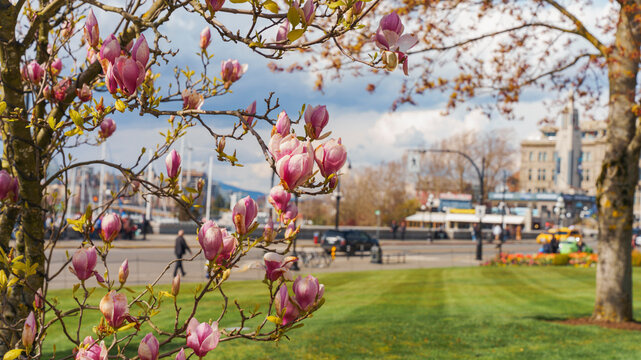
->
[[44, 236, 554, 289]]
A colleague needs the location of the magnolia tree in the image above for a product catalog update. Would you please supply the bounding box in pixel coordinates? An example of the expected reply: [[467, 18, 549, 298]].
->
[[0, 0, 414, 357]]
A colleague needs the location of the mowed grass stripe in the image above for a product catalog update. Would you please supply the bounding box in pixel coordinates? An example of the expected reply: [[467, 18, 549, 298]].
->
[[41, 267, 641, 359]]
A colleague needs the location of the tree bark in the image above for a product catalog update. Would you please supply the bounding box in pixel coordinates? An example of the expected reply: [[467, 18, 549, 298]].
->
[[593, 6, 641, 322]]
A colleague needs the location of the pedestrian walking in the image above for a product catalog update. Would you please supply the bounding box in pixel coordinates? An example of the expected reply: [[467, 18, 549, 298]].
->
[[390, 220, 398, 239], [174, 229, 191, 277], [492, 224, 502, 243], [516, 225, 522, 241], [400, 221, 407, 240]]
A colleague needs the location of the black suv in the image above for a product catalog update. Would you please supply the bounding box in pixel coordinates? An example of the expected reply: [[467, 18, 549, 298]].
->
[[320, 230, 379, 254]]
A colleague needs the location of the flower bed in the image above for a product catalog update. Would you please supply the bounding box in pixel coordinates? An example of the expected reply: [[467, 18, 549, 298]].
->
[[482, 252, 597, 267]]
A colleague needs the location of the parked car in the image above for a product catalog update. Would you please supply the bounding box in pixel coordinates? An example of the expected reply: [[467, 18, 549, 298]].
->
[[536, 227, 582, 244], [320, 230, 379, 254]]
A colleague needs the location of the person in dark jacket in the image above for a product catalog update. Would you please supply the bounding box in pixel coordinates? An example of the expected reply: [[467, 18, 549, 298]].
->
[[174, 230, 191, 276]]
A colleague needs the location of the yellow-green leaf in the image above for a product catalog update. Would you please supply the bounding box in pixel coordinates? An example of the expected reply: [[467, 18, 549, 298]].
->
[[266, 315, 282, 325], [117, 322, 137, 332], [47, 117, 56, 130], [0, 102, 7, 115], [4, 349, 25, 360], [287, 6, 300, 27], [263, 0, 279, 13], [0, 270, 6, 288], [115, 100, 126, 113], [229, 0, 248, 3], [328, 0, 345, 9], [158, 291, 174, 299], [288, 29, 305, 42]]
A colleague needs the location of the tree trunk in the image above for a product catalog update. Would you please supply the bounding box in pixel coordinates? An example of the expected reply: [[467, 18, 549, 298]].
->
[[593, 8, 641, 322], [0, 3, 45, 352]]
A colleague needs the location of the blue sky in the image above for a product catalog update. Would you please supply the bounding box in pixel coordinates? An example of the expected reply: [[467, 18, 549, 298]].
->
[[69, 2, 612, 193]]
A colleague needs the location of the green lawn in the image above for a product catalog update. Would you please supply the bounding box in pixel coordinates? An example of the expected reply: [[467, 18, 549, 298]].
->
[[43, 267, 641, 359]]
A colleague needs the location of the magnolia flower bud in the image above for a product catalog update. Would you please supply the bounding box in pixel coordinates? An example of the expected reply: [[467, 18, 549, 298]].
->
[[280, 202, 298, 224], [131, 35, 150, 68], [23, 61, 44, 84], [84, 9, 100, 48], [99, 290, 130, 328], [138, 333, 159, 360], [165, 149, 181, 179], [298, 0, 315, 25], [264, 252, 297, 282], [69, 247, 98, 281], [53, 78, 71, 102], [273, 111, 291, 137], [207, 0, 225, 12], [22, 311, 37, 349], [175, 348, 186, 360], [99, 118, 117, 139], [34, 288, 44, 309], [50, 58, 63, 75], [172, 274, 181, 296], [285, 221, 299, 238], [276, 142, 314, 190], [304, 104, 329, 140], [198, 220, 223, 261], [233, 196, 258, 235], [220, 59, 248, 85], [268, 185, 291, 213], [275, 285, 299, 325], [119, 259, 129, 284], [382, 51, 398, 72], [243, 101, 257, 130], [217, 137, 226, 153], [276, 20, 290, 43], [77, 84, 93, 103], [314, 138, 347, 177], [200, 27, 212, 50], [263, 217, 275, 243], [197, 178, 205, 193], [113, 56, 145, 96], [182, 88, 204, 110], [293, 275, 324, 312], [186, 318, 220, 357], [100, 213, 122, 243]]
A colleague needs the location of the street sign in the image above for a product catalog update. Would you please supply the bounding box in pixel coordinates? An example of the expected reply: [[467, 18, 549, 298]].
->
[[408, 152, 420, 174]]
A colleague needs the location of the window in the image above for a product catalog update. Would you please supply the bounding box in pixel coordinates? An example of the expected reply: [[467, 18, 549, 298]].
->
[[542, 152, 547, 161], [542, 169, 546, 181], [528, 169, 532, 180], [529, 152, 533, 161], [538, 152, 543, 161], [585, 169, 590, 182], [537, 169, 541, 181], [585, 152, 591, 162]]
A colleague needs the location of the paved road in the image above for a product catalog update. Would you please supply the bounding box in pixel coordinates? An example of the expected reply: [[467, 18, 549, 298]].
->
[[45, 236, 549, 289]]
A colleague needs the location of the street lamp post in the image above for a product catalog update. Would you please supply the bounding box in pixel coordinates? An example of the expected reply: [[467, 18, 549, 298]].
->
[[427, 193, 434, 243], [415, 149, 485, 260], [554, 196, 565, 228]]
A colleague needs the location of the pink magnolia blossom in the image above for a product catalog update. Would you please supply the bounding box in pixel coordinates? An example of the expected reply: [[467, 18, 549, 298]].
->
[[119, 259, 129, 284], [105, 63, 119, 94], [112, 55, 145, 96], [296, 0, 315, 25], [84, 9, 100, 48], [174, 348, 186, 360], [200, 27, 212, 50], [264, 252, 297, 282], [198, 220, 223, 261], [100, 34, 121, 64], [53, 78, 72, 102], [43, 85, 52, 99], [34, 288, 44, 309], [243, 101, 257, 129], [314, 138, 347, 177], [99, 118, 117, 139], [268, 133, 305, 161], [280, 202, 298, 224], [131, 35, 150, 67], [276, 19, 290, 42], [293, 275, 324, 311], [138, 333, 159, 360], [233, 196, 258, 235], [219, 229, 238, 264], [22, 311, 36, 349], [352, 1, 364, 16], [373, 12, 418, 76], [100, 213, 122, 243], [273, 111, 291, 136], [87, 47, 100, 64], [50, 58, 63, 75], [22, 61, 44, 84], [182, 88, 204, 110], [60, 19, 74, 39], [304, 105, 329, 139], [268, 184, 291, 213], [75, 336, 108, 360], [275, 142, 314, 190], [165, 149, 181, 178], [0, 170, 17, 201], [186, 318, 220, 357], [99, 290, 133, 328], [207, 0, 225, 12], [77, 84, 92, 102], [284, 221, 299, 238], [69, 247, 101, 282], [220, 59, 248, 84], [275, 285, 300, 325]]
